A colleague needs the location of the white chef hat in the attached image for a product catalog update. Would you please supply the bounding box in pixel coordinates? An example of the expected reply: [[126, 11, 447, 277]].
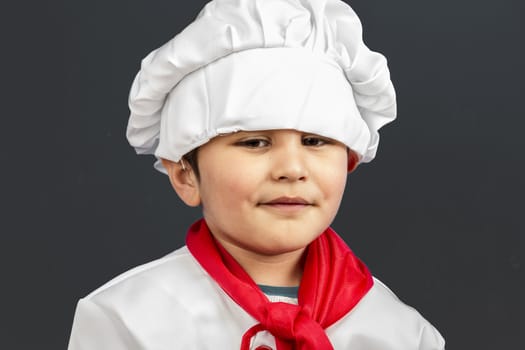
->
[[127, 0, 396, 174]]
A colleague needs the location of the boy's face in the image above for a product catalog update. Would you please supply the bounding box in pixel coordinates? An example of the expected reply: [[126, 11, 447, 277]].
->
[[170, 129, 349, 258]]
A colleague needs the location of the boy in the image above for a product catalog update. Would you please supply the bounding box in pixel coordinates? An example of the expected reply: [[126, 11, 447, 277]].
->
[[68, 0, 445, 349]]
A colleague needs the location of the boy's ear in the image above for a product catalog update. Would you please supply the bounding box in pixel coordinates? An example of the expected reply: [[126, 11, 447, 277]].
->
[[161, 158, 201, 207], [347, 150, 359, 173]]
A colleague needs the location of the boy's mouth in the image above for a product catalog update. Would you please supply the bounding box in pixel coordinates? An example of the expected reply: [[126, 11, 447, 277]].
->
[[259, 197, 313, 212], [264, 196, 310, 205]]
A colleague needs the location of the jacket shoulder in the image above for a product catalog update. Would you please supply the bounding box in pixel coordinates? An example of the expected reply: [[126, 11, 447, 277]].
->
[[327, 277, 445, 350]]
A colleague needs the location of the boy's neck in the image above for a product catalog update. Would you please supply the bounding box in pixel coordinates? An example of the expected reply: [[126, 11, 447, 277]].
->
[[216, 238, 305, 287]]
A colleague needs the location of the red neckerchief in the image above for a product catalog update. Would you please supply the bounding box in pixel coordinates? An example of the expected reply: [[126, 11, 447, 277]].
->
[[186, 219, 373, 350]]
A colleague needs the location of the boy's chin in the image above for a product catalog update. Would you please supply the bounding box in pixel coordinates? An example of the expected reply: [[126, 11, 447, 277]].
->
[[243, 233, 323, 257]]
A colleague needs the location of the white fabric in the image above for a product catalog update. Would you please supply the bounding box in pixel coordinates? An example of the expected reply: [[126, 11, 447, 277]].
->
[[127, 0, 396, 173], [68, 246, 445, 350], [265, 293, 298, 304]]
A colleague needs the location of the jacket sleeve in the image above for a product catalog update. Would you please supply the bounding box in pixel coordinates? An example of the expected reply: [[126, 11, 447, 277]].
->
[[418, 323, 446, 350], [67, 298, 139, 350]]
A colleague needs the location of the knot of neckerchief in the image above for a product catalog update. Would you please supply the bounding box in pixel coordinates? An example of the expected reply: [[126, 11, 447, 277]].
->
[[240, 304, 331, 350], [186, 219, 373, 350]]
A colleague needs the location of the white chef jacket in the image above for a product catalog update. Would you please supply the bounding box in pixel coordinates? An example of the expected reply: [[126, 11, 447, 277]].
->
[[68, 246, 445, 350]]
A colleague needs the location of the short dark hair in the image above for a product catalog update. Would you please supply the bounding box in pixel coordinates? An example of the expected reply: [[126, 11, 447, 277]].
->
[[183, 148, 200, 180]]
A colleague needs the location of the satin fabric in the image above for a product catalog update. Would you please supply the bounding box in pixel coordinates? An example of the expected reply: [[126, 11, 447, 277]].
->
[[186, 219, 373, 350], [68, 241, 445, 349], [154, 47, 373, 173], [127, 0, 397, 173]]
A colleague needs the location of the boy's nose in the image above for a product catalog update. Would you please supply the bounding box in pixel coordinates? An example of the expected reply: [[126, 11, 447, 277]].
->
[[270, 144, 308, 182]]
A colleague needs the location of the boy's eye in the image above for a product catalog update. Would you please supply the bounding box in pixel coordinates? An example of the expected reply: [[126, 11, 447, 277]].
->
[[236, 138, 270, 148], [302, 136, 328, 146]]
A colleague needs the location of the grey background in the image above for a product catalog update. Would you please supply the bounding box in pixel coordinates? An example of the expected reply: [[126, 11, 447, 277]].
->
[[2, 0, 524, 348]]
